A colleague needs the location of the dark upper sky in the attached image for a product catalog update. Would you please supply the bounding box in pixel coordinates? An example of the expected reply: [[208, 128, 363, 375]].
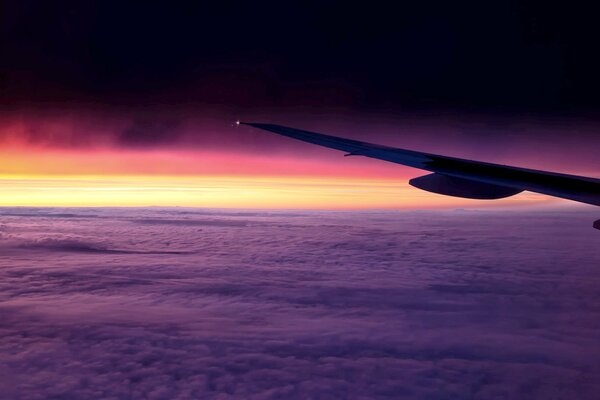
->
[[2, 0, 600, 114]]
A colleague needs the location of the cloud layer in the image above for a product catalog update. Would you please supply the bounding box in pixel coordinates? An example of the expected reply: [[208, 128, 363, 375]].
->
[[1, 207, 599, 399]]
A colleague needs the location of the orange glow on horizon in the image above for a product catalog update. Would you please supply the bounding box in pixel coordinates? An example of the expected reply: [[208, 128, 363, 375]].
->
[[0, 174, 552, 209], [0, 148, 555, 209]]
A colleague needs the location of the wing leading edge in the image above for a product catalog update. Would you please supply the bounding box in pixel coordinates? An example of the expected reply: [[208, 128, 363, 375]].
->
[[241, 122, 600, 229]]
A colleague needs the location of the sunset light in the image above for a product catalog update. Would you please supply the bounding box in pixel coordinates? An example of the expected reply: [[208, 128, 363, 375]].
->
[[0, 173, 551, 208]]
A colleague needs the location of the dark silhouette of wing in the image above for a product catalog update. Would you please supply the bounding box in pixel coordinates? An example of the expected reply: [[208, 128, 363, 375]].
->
[[241, 122, 600, 229]]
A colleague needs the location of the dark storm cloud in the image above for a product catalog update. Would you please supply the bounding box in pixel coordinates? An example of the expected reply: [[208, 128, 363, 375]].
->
[[1, 208, 600, 399]]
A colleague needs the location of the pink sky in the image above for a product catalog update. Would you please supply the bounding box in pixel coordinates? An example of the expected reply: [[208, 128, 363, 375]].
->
[[0, 108, 597, 208]]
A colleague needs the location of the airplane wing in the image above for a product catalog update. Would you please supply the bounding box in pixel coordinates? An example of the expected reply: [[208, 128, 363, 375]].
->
[[240, 122, 600, 229]]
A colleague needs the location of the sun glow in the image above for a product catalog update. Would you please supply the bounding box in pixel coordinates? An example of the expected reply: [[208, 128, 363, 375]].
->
[[0, 148, 551, 209], [0, 174, 550, 209]]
